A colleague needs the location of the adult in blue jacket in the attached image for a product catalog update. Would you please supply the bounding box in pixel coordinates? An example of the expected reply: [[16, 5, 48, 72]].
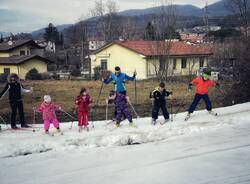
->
[[104, 66, 136, 95]]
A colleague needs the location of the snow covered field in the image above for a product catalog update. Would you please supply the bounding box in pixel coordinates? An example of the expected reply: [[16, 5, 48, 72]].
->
[[1, 103, 250, 184]]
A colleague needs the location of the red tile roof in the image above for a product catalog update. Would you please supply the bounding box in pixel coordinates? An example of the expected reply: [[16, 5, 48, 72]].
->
[[114, 40, 213, 57]]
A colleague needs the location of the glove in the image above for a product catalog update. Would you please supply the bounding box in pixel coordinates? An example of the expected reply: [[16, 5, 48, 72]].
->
[[216, 82, 220, 87], [188, 83, 192, 92]]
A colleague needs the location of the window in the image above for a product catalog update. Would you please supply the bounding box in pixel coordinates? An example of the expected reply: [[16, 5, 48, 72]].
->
[[27, 50, 30, 55], [4, 68, 10, 75], [199, 58, 204, 68], [20, 50, 25, 55], [181, 58, 187, 69], [173, 59, 177, 70], [101, 59, 107, 70]]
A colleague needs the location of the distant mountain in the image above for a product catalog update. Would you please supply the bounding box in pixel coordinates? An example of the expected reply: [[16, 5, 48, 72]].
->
[[31, 24, 73, 39], [203, 0, 232, 16], [119, 5, 203, 17], [119, 0, 232, 17]]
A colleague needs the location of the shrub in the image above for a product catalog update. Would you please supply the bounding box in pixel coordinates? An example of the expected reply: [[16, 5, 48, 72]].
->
[[25, 68, 42, 80], [93, 66, 101, 80]]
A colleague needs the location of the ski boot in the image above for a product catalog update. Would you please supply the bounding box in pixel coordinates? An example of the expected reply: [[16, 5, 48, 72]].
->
[[184, 113, 191, 121], [45, 130, 49, 134], [78, 126, 83, 132], [151, 119, 157, 125], [11, 125, 18, 129], [115, 122, 120, 128]]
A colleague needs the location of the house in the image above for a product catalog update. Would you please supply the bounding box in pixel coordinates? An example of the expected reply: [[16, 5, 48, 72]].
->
[[180, 33, 204, 44], [0, 39, 50, 79], [88, 39, 106, 51], [90, 40, 213, 79]]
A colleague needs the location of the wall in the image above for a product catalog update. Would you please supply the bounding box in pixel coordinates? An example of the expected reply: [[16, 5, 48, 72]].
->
[[91, 44, 147, 79], [146, 56, 209, 77], [18, 59, 47, 79], [0, 65, 18, 75], [0, 52, 10, 57], [10, 45, 31, 56]]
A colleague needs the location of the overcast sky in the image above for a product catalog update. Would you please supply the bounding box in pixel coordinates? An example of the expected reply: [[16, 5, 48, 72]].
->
[[0, 0, 220, 33]]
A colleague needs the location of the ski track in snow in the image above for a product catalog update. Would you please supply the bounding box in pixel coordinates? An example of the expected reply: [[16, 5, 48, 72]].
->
[[0, 103, 250, 158]]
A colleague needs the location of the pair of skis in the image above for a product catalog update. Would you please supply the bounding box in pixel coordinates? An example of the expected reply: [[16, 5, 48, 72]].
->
[[184, 111, 218, 121]]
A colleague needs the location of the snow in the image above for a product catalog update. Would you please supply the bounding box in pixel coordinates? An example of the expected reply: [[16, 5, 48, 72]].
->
[[1, 103, 250, 184]]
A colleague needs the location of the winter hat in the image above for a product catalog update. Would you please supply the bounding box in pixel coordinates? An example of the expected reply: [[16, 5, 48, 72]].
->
[[202, 73, 210, 80], [9, 73, 19, 82], [80, 87, 86, 94], [44, 95, 51, 103], [159, 82, 165, 88], [115, 66, 121, 71]]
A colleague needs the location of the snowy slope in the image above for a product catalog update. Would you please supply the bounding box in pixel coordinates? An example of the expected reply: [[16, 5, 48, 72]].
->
[[0, 103, 250, 184]]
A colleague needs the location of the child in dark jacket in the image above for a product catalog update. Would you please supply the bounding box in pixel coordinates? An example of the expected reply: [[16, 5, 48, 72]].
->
[[75, 88, 93, 132], [108, 92, 135, 127], [150, 82, 172, 125]]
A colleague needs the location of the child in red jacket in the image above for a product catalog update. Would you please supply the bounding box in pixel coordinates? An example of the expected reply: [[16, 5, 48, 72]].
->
[[75, 88, 93, 132], [185, 70, 219, 121]]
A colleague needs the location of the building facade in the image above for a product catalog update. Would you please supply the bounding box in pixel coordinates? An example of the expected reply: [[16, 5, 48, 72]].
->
[[91, 40, 213, 80]]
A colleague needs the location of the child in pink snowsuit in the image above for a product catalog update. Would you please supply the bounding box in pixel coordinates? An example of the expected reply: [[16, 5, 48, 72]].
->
[[35, 95, 61, 133]]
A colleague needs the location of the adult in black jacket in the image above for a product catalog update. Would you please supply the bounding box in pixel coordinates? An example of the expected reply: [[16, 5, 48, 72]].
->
[[0, 73, 32, 129], [150, 82, 172, 125]]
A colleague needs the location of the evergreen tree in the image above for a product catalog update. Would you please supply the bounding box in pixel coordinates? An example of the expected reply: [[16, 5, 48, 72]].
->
[[0, 34, 3, 43], [144, 22, 157, 41], [44, 23, 60, 44]]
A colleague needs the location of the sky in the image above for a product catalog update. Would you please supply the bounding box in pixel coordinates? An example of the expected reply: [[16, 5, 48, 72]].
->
[[0, 0, 220, 33]]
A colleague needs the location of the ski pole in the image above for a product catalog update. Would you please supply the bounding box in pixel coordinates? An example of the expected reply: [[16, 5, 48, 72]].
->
[[92, 81, 105, 128], [134, 74, 137, 104], [105, 100, 109, 123], [60, 109, 76, 129], [173, 92, 189, 117], [128, 100, 139, 118], [0, 115, 9, 128]]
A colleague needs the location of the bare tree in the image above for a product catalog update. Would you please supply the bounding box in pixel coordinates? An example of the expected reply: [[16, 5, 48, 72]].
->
[[91, 0, 122, 42], [148, 0, 178, 81], [226, 0, 250, 38], [120, 17, 137, 40]]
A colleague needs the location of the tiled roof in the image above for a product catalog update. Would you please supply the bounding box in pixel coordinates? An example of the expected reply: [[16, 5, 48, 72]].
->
[[0, 55, 51, 65], [94, 40, 213, 57], [0, 39, 42, 52], [115, 40, 213, 56]]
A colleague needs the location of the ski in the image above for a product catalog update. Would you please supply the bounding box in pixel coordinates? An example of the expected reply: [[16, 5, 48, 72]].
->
[[47, 131, 64, 136], [208, 111, 218, 116], [6, 127, 37, 132]]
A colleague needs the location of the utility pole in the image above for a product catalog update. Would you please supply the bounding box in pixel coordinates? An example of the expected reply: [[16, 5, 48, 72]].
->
[[203, 0, 209, 38]]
